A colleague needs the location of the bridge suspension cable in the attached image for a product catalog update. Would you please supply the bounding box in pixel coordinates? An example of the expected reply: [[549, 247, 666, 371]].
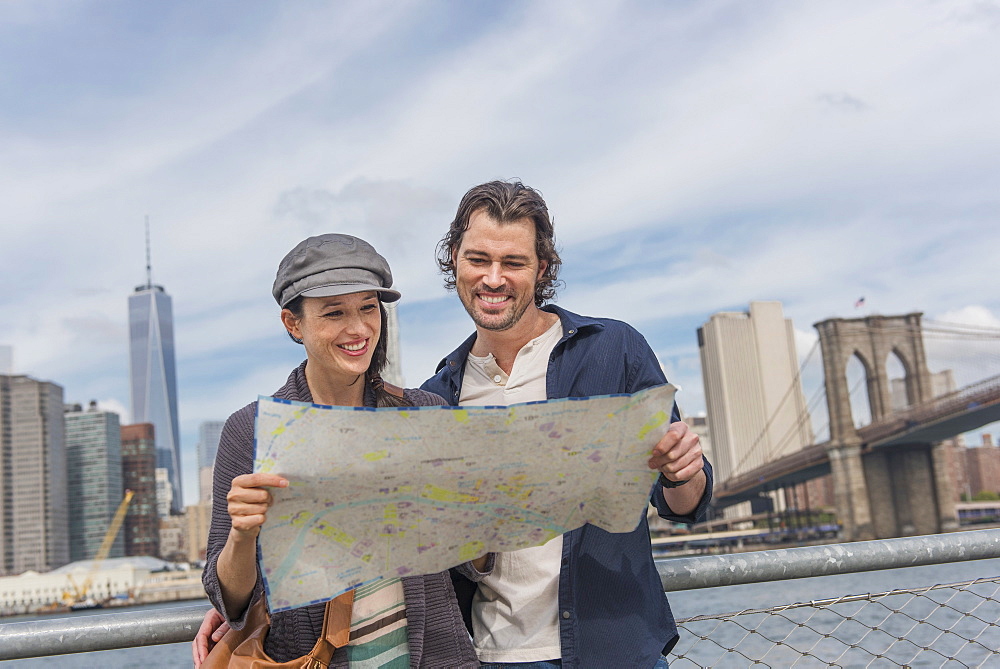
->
[[732, 359, 874, 480], [729, 338, 821, 476], [766, 377, 833, 460], [923, 318, 1000, 336]]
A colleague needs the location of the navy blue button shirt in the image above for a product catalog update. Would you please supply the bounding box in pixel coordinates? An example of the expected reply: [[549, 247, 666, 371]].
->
[[421, 305, 714, 668]]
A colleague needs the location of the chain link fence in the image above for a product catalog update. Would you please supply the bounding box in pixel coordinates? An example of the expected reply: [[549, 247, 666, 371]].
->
[[671, 576, 1000, 667], [659, 528, 1000, 668]]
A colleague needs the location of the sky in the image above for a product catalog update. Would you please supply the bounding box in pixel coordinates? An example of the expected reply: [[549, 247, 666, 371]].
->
[[2, 0, 999, 508]]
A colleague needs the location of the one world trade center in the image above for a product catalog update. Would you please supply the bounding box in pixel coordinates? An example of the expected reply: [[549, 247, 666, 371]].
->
[[128, 224, 182, 514]]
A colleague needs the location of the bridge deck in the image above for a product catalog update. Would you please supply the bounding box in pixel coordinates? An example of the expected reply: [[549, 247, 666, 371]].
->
[[715, 376, 1000, 507]]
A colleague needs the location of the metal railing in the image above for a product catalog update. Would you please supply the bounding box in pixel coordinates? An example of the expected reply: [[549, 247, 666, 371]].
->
[[1, 529, 999, 663]]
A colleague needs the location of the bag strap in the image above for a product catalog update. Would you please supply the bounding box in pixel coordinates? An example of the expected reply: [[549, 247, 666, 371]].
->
[[382, 381, 405, 399], [317, 589, 356, 656]]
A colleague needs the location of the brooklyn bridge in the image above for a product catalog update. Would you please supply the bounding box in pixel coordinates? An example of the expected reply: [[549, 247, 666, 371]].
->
[[711, 312, 1000, 541]]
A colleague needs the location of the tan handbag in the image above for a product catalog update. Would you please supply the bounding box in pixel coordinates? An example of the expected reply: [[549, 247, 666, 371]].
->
[[202, 589, 355, 668]]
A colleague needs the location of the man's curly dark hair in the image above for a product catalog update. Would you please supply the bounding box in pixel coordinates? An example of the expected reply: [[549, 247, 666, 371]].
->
[[435, 180, 562, 306]]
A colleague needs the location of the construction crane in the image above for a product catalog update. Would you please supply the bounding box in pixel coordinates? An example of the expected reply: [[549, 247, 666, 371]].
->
[[64, 489, 134, 607]]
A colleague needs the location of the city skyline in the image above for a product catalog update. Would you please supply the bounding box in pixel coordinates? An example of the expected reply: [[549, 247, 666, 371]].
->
[[1, 2, 998, 507]]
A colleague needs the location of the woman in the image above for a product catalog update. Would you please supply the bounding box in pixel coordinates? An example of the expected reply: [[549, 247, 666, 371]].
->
[[199, 234, 480, 667]]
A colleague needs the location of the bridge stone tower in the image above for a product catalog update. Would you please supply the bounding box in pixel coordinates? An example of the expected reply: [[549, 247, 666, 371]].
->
[[814, 313, 957, 540]]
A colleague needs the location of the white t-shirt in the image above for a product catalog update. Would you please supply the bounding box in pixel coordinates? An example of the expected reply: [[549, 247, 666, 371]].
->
[[460, 319, 564, 663]]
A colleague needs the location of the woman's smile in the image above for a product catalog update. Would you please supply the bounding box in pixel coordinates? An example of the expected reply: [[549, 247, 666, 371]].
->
[[338, 338, 370, 355]]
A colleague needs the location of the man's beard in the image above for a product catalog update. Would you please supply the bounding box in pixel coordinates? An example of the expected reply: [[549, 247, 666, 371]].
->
[[460, 287, 532, 332]]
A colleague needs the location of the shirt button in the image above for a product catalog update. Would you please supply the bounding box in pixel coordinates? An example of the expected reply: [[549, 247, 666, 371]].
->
[[562, 611, 571, 619], [493, 375, 502, 383]]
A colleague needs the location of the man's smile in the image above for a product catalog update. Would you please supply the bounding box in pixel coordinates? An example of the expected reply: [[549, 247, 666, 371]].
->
[[478, 294, 511, 305]]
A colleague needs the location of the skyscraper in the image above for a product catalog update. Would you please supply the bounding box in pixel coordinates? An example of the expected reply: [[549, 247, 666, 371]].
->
[[196, 421, 223, 470], [64, 402, 124, 563], [698, 301, 814, 488], [0, 374, 69, 575], [128, 221, 182, 513], [382, 302, 404, 387], [154, 468, 173, 518], [120, 423, 160, 557], [197, 420, 224, 504]]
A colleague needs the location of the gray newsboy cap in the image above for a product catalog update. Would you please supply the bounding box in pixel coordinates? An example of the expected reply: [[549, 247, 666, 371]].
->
[[272, 234, 401, 308]]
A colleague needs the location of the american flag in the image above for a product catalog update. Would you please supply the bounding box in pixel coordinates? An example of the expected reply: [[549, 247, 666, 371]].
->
[[855, 296, 866, 308]]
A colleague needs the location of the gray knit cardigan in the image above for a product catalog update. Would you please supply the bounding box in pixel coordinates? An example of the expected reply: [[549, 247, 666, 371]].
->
[[202, 361, 480, 667]]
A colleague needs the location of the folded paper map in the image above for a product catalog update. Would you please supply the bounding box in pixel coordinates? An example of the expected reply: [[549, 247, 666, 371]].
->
[[255, 383, 676, 612]]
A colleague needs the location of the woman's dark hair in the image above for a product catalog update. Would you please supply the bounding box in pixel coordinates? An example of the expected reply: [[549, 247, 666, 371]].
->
[[283, 297, 409, 408], [435, 179, 562, 306]]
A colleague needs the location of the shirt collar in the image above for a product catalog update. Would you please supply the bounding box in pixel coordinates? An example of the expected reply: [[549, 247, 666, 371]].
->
[[436, 304, 604, 374], [541, 304, 604, 341]]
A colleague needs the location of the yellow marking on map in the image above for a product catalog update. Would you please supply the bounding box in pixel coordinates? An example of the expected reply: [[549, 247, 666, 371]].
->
[[638, 411, 670, 440], [380, 512, 398, 538], [453, 410, 470, 423], [257, 457, 277, 473], [506, 408, 517, 425], [422, 484, 480, 503], [290, 511, 314, 527], [312, 522, 355, 547], [364, 450, 389, 461], [459, 540, 485, 561], [495, 475, 532, 500], [270, 424, 286, 436]]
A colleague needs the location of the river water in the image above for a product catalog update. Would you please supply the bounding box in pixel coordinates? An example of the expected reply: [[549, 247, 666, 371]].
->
[[2, 557, 998, 667]]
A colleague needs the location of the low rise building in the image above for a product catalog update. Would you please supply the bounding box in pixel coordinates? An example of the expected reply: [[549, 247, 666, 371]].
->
[[0, 556, 202, 615]]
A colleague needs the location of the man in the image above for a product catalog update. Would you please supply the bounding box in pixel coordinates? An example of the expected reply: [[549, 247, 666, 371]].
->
[[421, 181, 711, 668], [193, 180, 712, 668]]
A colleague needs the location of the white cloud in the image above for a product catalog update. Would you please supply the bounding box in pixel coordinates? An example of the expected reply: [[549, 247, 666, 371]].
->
[[935, 305, 1000, 329], [793, 328, 820, 365], [923, 306, 1000, 390], [97, 398, 130, 424], [2, 1, 998, 504]]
